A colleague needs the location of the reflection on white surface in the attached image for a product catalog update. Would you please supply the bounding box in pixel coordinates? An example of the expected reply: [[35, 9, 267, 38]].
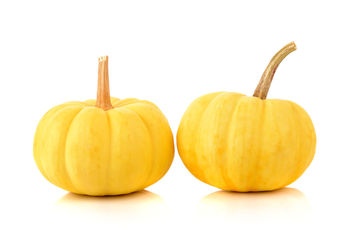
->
[[54, 190, 168, 224], [197, 188, 311, 223]]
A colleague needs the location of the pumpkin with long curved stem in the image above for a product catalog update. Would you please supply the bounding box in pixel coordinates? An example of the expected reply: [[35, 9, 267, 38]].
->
[[34, 56, 174, 196], [177, 42, 316, 192]]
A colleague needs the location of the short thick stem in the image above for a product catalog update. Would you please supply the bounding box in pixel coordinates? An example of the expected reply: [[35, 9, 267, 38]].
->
[[96, 56, 112, 110], [253, 42, 297, 99]]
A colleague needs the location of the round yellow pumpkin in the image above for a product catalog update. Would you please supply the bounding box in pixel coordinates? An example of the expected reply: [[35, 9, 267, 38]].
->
[[34, 56, 174, 196], [177, 42, 316, 192]]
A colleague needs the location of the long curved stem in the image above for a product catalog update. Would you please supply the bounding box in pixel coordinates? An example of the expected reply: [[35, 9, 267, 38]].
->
[[96, 56, 113, 110], [253, 42, 297, 99]]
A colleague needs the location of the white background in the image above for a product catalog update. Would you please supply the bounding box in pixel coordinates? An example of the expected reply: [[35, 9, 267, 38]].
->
[[1, 0, 349, 251]]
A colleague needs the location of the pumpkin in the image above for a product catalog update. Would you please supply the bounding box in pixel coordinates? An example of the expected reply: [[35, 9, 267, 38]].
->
[[177, 42, 316, 192], [34, 56, 174, 196]]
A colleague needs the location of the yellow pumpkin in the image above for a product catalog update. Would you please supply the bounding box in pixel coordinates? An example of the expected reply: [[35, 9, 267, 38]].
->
[[177, 42, 316, 192], [34, 56, 174, 196]]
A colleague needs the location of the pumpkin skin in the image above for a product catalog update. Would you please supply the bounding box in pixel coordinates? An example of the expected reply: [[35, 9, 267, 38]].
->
[[177, 42, 316, 192], [34, 57, 174, 196], [34, 98, 174, 196], [177, 92, 316, 192]]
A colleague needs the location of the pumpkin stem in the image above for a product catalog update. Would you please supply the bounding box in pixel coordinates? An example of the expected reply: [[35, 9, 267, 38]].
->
[[96, 56, 113, 110], [253, 42, 297, 99]]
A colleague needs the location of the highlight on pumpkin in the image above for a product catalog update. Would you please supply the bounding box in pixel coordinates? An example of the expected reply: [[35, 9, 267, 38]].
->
[[177, 42, 316, 192], [33, 56, 174, 196]]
